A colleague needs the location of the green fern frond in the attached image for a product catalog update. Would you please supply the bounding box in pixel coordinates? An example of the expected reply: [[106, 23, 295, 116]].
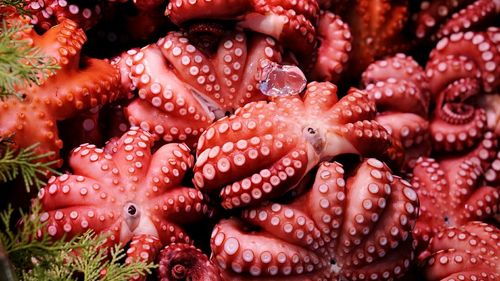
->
[[0, 19, 59, 100], [0, 203, 155, 281], [0, 142, 61, 192]]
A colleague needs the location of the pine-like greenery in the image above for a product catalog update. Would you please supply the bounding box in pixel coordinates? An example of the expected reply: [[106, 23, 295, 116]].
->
[[0, 0, 60, 100], [0, 19, 59, 99], [0, 203, 156, 281], [0, 141, 61, 192]]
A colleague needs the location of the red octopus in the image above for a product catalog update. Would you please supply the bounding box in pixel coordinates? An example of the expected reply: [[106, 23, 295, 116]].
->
[[211, 159, 419, 280], [114, 30, 283, 148], [165, 0, 318, 66], [25, 0, 103, 31], [414, 0, 500, 41], [157, 243, 222, 281], [362, 53, 432, 170], [419, 222, 499, 281], [0, 17, 120, 167], [411, 132, 499, 245], [193, 82, 394, 209], [426, 28, 500, 153], [36, 128, 212, 279]]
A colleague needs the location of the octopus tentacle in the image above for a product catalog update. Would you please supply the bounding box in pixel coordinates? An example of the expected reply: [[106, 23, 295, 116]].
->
[[25, 0, 103, 31], [428, 31, 500, 93], [420, 222, 499, 281], [311, 11, 352, 83], [126, 234, 163, 281], [414, 0, 473, 39], [157, 243, 222, 281], [437, 0, 500, 39]]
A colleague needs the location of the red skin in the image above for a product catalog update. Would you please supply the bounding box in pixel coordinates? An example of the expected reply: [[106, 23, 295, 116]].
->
[[419, 222, 499, 281], [165, 0, 318, 66], [0, 17, 120, 168], [362, 53, 432, 171], [115, 31, 282, 148], [157, 243, 223, 281], [211, 159, 419, 280], [311, 11, 352, 83], [193, 82, 394, 209], [414, 0, 500, 40], [345, 0, 414, 78], [36, 128, 212, 280], [411, 132, 499, 247], [25, 0, 103, 31], [426, 29, 500, 153]]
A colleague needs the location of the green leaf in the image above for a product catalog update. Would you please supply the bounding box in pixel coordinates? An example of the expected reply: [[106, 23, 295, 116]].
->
[[0, 141, 61, 192]]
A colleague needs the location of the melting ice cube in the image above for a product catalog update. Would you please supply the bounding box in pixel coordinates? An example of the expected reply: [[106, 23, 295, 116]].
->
[[259, 60, 307, 97]]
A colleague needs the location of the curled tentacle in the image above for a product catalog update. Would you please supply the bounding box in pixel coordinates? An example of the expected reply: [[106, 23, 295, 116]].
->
[[157, 243, 222, 281]]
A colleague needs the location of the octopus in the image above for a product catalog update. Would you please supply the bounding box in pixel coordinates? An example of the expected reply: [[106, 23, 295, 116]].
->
[[36, 127, 212, 280], [164, 0, 318, 66], [193, 81, 395, 209], [25, 0, 103, 31], [157, 243, 222, 281], [0, 16, 120, 167], [414, 0, 500, 40], [418, 221, 499, 281], [426, 28, 500, 153], [411, 132, 499, 246], [362, 53, 431, 171], [114, 30, 283, 148], [210, 159, 419, 280]]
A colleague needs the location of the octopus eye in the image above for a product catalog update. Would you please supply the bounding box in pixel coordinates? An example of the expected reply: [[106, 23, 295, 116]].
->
[[307, 127, 317, 135], [127, 204, 137, 216]]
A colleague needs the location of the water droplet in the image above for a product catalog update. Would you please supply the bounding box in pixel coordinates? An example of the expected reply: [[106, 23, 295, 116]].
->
[[259, 60, 306, 97]]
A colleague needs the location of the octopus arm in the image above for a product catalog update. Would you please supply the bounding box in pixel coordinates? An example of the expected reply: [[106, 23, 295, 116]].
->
[[145, 143, 193, 191], [461, 186, 500, 221], [211, 218, 330, 277], [311, 11, 352, 83], [148, 187, 211, 224], [437, 0, 499, 39]]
